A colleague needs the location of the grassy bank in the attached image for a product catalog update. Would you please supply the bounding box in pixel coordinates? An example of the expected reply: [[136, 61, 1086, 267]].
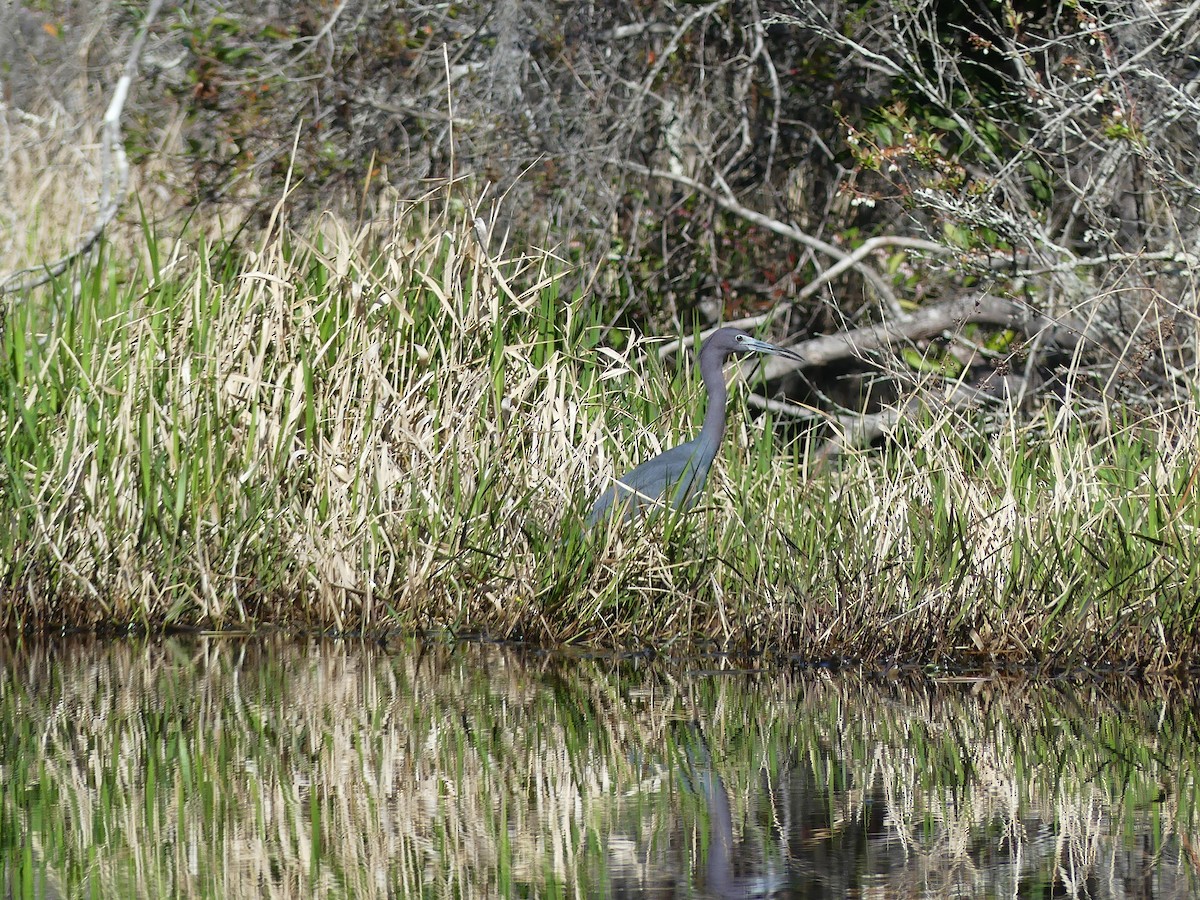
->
[[2, 198, 1199, 669]]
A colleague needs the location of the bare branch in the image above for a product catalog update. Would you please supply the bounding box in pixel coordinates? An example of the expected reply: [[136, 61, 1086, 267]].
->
[[760, 294, 1083, 381], [0, 0, 164, 297], [619, 158, 951, 313]]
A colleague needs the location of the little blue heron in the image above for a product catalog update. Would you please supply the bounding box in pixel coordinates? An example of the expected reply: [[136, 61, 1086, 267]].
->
[[586, 327, 803, 527]]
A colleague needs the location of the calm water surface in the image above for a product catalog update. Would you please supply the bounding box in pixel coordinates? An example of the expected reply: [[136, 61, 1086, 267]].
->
[[1, 635, 1197, 898]]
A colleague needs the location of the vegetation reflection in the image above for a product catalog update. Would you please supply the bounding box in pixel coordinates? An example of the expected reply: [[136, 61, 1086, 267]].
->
[[1, 637, 1197, 898]]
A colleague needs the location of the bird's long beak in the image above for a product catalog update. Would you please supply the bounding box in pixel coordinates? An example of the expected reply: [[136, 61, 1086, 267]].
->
[[743, 337, 804, 363]]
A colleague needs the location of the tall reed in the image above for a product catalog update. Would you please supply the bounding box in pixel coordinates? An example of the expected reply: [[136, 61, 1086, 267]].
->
[[2, 192, 1199, 668]]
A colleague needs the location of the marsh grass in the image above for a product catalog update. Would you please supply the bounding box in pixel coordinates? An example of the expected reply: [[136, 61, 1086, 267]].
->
[[2, 190, 1200, 668]]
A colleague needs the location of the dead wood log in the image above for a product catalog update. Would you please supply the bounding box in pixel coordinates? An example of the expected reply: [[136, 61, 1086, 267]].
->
[[740, 293, 1093, 460], [760, 293, 1083, 381]]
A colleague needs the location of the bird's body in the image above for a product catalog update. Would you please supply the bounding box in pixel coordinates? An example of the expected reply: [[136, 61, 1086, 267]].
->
[[586, 327, 802, 527], [586, 435, 716, 526]]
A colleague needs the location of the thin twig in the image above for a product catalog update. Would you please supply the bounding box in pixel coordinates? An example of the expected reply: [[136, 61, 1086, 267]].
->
[[619, 159, 948, 314], [0, 0, 165, 297]]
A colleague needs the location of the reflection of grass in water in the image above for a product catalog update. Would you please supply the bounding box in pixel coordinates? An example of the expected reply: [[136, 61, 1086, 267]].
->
[[3, 188, 1200, 666], [0, 637, 1197, 897]]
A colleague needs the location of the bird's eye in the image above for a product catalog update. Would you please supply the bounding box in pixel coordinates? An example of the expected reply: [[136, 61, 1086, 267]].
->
[[736, 334, 745, 342]]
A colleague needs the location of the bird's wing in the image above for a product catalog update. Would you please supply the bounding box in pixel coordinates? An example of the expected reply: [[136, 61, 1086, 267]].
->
[[618, 439, 703, 497], [588, 438, 708, 525]]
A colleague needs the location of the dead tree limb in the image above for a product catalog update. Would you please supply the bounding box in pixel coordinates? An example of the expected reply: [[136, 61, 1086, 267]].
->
[[0, 0, 164, 297], [758, 294, 1081, 382], [735, 293, 1092, 459]]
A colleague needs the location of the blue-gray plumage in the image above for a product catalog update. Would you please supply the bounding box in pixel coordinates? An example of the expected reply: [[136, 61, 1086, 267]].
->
[[586, 327, 803, 527]]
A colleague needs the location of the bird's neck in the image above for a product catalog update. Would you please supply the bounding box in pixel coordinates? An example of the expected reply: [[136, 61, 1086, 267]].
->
[[697, 344, 729, 451]]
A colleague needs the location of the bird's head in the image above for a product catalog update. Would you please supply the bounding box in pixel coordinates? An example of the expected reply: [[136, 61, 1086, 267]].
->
[[708, 327, 802, 363]]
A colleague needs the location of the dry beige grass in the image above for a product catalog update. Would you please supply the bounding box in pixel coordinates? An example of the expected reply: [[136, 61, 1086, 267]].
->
[[0, 108, 103, 276], [2, 192, 1200, 669]]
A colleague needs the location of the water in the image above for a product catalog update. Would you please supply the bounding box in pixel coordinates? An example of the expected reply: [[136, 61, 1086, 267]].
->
[[1, 635, 1196, 898]]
